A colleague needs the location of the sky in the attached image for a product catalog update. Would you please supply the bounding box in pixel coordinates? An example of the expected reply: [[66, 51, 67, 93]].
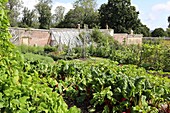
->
[[23, 0, 170, 30]]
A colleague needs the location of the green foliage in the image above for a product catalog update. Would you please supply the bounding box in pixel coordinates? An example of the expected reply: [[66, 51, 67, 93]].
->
[[44, 45, 58, 53], [51, 60, 170, 113], [1, 3, 170, 111], [52, 6, 65, 27], [140, 44, 164, 70], [151, 28, 167, 37], [23, 53, 54, 63], [111, 45, 140, 64], [99, 0, 141, 33], [166, 28, 170, 37], [160, 46, 170, 72], [17, 44, 44, 54], [58, 0, 99, 28], [6, 0, 23, 27], [35, 0, 52, 29], [90, 28, 106, 43], [0, 0, 14, 55], [0, 0, 80, 112], [90, 28, 120, 46], [134, 23, 151, 37], [70, 28, 121, 58], [56, 29, 170, 72], [20, 7, 36, 28]]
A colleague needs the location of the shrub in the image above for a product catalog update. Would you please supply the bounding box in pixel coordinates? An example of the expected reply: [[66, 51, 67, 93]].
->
[[17, 44, 44, 54], [23, 53, 54, 63], [44, 45, 58, 53]]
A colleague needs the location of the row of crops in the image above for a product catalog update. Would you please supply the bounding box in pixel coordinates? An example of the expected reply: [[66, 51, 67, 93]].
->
[[1, 58, 170, 112]]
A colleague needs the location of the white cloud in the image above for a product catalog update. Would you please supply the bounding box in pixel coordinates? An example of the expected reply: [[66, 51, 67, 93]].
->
[[22, 0, 73, 14], [22, 0, 39, 10], [152, 1, 170, 12], [141, 1, 170, 29], [131, 0, 170, 30], [52, 2, 73, 14]]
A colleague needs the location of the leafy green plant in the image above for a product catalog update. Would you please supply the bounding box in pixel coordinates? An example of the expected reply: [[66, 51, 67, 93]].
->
[[50, 59, 170, 113], [17, 44, 44, 54], [44, 45, 58, 53], [23, 53, 54, 63], [0, 1, 80, 113]]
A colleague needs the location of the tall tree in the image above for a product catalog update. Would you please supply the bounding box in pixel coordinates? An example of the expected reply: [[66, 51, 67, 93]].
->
[[58, 0, 99, 28], [99, 0, 140, 33], [20, 7, 36, 28], [52, 6, 65, 27], [35, 0, 52, 29], [6, 0, 23, 27]]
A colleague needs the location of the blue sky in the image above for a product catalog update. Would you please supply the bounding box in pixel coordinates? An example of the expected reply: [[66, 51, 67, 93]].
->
[[132, 0, 170, 30], [23, 0, 170, 30]]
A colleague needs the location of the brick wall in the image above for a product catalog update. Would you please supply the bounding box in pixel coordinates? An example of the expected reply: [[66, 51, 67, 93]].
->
[[113, 34, 128, 44], [127, 34, 143, 45], [10, 28, 50, 46], [113, 33, 143, 45]]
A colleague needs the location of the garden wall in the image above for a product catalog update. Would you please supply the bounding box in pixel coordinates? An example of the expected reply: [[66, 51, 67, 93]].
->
[[9, 28, 50, 46], [127, 34, 143, 45], [113, 33, 143, 45], [9, 27, 143, 46]]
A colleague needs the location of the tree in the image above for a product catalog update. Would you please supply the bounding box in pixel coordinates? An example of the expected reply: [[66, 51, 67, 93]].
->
[[134, 23, 151, 37], [58, 8, 83, 28], [52, 6, 65, 27], [99, 0, 141, 33], [35, 0, 52, 29], [166, 28, 170, 37], [20, 7, 36, 28], [58, 0, 99, 28], [151, 28, 167, 37], [6, 0, 23, 27]]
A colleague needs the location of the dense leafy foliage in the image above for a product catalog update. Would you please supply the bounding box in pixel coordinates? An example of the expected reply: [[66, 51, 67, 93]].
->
[[23, 53, 54, 63], [151, 28, 167, 37], [52, 6, 65, 27], [99, 0, 138, 33], [25, 59, 170, 113], [1, 1, 170, 112], [35, 0, 52, 29], [58, 0, 99, 28], [20, 7, 36, 28], [0, 1, 80, 112], [134, 24, 151, 37], [6, 0, 22, 27]]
